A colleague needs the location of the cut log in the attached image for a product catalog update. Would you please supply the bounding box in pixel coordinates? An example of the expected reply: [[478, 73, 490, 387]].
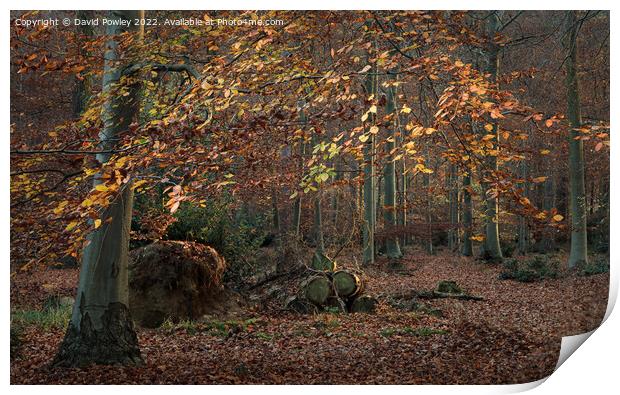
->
[[303, 275, 332, 305], [311, 252, 337, 272], [350, 295, 378, 313], [284, 295, 318, 314], [332, 270, 361, 298], [324, 296, 347, 313]]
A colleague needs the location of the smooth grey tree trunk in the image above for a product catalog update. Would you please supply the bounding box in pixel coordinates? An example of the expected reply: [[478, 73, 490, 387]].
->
[[517, 158, 530, 255], [480, 11, 503, 261], [54, 10, 144, 367], [292, 108, 307, 238], [564, 10, 588, 268], [362, 60, 377, 265], [397, 141, 407, 247], [313, 134, 325, 255], [461, 172, 473, 256], [448, 163, 459, 251], [423, 152, 433, 255], [383, 86, 402, 258]]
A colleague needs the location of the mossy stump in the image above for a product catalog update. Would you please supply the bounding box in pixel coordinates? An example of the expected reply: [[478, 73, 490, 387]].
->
[[435, 280, 462, 295]]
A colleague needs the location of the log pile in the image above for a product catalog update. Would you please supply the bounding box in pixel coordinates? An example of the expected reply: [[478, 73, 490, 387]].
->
[[285, 252, 377, 314]]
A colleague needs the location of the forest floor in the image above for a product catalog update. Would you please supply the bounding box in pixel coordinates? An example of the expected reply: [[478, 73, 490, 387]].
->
[[10, 249, 609, 384]]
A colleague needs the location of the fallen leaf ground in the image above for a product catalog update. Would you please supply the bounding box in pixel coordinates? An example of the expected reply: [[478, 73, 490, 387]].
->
[[10, 250, 609, 384]]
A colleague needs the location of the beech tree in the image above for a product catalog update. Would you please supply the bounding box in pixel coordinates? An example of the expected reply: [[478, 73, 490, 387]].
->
[[382, 84, 402, 258], [479, 11, 503, 261], [564, 10, 588, 268], [54, 10, 145, 367]]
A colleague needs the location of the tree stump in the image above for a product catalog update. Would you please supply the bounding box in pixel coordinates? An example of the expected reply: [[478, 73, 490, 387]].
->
[[332, 270, 361, 298], [435, 280, 462, 294], [128, 241, 227, 327]]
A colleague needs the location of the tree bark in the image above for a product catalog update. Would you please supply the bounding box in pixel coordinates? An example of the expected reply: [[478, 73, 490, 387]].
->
[[461, 171, 473, 256], [564, 10, 588, 268], [362, 54, 377, 265], [480, 11, 503, 261], [448, 163, 459, 251], [72, 10, 94, 117], [54, 10, 144, 367], [383, 86, 402, 258], [517, 158, 530, 255], [292, 108, 307, 238]]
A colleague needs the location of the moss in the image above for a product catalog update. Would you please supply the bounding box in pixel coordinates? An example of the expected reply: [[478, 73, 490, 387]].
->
[[436, 280, 462, 294]]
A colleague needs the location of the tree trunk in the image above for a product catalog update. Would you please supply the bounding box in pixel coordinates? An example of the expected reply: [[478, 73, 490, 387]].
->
[[423, 161, 433, 255], [72, 10, 94, 117], [564, 10, 588, 268], [461, 171, 473, 256], [271, 187, 280, 234], [314, 192, 325, 255], [331, 158, 342, 225], [517, 158, 530, 254], [292, 140, 304, 238], [448, 163, 459, 251], [397, 143, 407, 247], [362, 58, 377, 265], [54, 10, 144, 367], [534, 176, 556, 252], [383, 86, 402, 258], [480, 11, 503, 261], [292, 108, 307, 238]]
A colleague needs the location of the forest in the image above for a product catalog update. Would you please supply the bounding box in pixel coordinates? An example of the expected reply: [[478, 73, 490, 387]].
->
[[9, 10, 610, 384]]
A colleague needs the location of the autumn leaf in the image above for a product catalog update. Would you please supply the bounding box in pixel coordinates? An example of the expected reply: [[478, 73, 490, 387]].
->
[[170, 200, 181, 214]]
